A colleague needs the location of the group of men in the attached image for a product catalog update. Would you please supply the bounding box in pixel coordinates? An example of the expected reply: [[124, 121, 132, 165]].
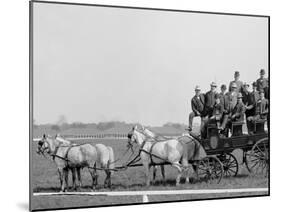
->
[[188, 69, 269, 137]]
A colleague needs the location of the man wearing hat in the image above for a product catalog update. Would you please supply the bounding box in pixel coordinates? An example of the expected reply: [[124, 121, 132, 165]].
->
[[256, 69, 269, 99], [204, 82, 218, 117], [230, 93, 246, 122], [226, 82, 238, 112], [252, 82, 260, 103], [209, 93, 224, 129], [188, 85, 205, 131], [248, 89, 269, 122], [228, 71, 244, 93], [242, 83, 255, 134], [199, 82, 218, 138], [219, 84, 229, 114], [221, 92, 244, 130]]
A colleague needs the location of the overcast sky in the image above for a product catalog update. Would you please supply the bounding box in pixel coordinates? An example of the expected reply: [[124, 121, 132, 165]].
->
[[33, 2, 268, 126]]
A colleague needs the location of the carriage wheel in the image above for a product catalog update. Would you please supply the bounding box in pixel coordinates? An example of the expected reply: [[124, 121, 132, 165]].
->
[[219, 153, 239, 177], [197, 155, 223, 183], [245, 138, 269, 175]]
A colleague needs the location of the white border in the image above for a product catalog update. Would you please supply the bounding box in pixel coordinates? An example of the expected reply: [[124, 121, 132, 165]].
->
[[1, 0, 280, 212]]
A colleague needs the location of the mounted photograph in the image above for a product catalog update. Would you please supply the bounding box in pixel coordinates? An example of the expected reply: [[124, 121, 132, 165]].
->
[[30, 1, 269, 211]]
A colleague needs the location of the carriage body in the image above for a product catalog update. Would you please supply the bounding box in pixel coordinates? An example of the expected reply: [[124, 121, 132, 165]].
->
[[197, 120, 269, 177]]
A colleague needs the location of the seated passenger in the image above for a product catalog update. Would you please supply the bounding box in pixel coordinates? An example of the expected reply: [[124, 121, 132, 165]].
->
[[248, 90, 269, 122], [219, 84, 229, 114], [188, 85, 205, 131], [220, 93, 245, 130], [230, 93, 246, 122], [209, 93, 224, 129]]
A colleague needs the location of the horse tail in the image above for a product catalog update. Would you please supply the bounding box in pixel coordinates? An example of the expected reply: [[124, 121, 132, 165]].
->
[[107, 146, 115, 171]]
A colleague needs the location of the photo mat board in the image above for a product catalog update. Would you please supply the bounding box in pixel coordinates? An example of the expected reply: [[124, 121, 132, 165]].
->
[[30, 1, 270, 211]]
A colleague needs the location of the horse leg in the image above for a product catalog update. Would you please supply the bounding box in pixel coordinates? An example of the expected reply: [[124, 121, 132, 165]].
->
[[152, 165, 157, 185], [107, 171, 112, 189], [64, 168, 69, 192], [89, 165, 98, 191], [58, 168, 63, 189], [171, 162, 182, 186], [58, 168, 66, 192], [77, 167, 82, 188], [71, 168, 77, 191], [144, 162, 151, 187], [104, 169, 111, 189], [160, 165, 165, 184]]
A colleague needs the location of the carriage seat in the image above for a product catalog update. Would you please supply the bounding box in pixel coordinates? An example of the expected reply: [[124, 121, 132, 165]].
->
[[231, 121, 244, 137], [253, 119, 266, 134]]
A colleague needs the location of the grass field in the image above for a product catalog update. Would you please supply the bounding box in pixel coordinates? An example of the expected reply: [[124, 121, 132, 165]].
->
[[31, 138, 268, 210]]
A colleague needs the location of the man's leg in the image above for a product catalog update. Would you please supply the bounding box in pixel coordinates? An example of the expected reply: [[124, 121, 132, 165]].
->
[[221, 114, 229, 130], [246, 116, 253, 134], [200, 116, 209, 138], [188, 111, 196, 130]]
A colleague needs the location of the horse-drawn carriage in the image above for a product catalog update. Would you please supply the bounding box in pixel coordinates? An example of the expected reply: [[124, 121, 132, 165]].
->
[[36, 120, 269, 191], [124, 120, 269, 185]]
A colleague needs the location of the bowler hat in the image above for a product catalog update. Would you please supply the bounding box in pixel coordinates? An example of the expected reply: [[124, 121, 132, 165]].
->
[[234, 71, 240, 76], [195, 85, 201, 91], [260, 69, 265, 75], [210, 82, 217, 87]]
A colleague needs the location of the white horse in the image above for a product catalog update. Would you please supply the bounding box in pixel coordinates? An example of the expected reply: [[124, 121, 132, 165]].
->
[[128, 125, 206, 186], [37, 134, 115, 191], [139, 126, 166, 183]]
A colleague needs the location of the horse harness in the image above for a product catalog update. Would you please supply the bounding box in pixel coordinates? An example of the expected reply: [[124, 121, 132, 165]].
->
[[51, 143, 80, 165], [139, 135, 200, 165]]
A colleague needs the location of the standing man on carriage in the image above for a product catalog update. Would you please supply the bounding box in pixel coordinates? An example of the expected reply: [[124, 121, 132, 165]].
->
[[256, 69, 269, 99], [220, 82, 238, 130], [200, 82, 217, 138], [252, 82, 260, 103], [229, 71, 244, 93], [209, 93, 224, 129], [242, 83, 256, 134], [219, 84, 229, 113], [188, 85, 205, 132]]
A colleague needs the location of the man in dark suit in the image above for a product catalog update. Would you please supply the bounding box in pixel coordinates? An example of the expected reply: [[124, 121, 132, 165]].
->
[[220, 92, 245, 130], [200, 82, 217, 138], [248, 90, 269, 122], [209, 93, 224, 129], [188, 85, 205, 131], [252, 82, 260, 103], [219, 84, 229, 114], [204, 82, 217, 117], [229, 71, 244, 93], [256, 69, 269, 99], [230, 93, 246, 122], [243, 83, 255, 134]]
